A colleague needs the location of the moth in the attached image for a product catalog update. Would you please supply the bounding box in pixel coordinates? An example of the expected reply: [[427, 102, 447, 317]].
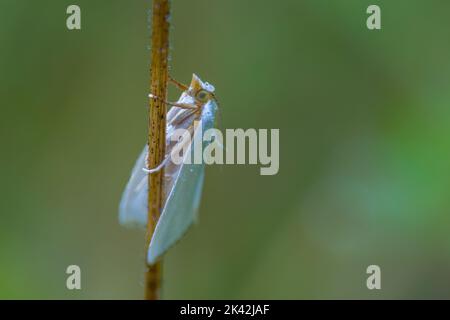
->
[[119, 74, 218, 264]]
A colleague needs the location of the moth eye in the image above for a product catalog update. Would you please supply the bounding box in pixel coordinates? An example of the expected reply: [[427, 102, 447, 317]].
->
[[196, 90, 209, 102]]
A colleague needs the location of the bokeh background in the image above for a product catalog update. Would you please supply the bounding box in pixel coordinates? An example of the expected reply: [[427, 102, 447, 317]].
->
[[1, 0, 450, 299]]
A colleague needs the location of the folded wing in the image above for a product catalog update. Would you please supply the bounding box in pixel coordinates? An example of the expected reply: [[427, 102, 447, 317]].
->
[[147, 100, 218, 264], [118, 145, 148, 228], [119, 98, 218, 263]]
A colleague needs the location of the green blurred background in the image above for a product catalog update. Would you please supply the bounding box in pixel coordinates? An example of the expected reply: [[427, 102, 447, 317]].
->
[[1, 0, 450, 299]]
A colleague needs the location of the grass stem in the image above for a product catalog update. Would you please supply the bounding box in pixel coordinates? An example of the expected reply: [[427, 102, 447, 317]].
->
[[145, 0, 170, 300]]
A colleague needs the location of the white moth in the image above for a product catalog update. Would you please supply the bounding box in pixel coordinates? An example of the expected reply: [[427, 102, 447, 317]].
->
[[119, 74, 218, 264]]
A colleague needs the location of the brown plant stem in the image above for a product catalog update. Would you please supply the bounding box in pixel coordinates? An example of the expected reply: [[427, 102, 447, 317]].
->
[[145, 0, 170, 300]]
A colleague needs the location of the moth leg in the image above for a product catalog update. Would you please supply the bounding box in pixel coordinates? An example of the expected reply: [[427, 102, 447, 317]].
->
[[149, 94, 199, 110], [169, 76, 189, 91], [167, 102, 198, 110], [170, 108, 200, 127], [143, 155, 171, 174]]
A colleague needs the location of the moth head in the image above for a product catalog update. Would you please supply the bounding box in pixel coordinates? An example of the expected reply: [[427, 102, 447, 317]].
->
[[189, 73, 216, 104]]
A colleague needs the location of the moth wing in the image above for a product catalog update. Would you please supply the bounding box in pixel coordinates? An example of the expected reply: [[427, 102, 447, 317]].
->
[[147, 100, 218, 264], [117, 97, 196, 229], [118, 145, 148, 228]]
